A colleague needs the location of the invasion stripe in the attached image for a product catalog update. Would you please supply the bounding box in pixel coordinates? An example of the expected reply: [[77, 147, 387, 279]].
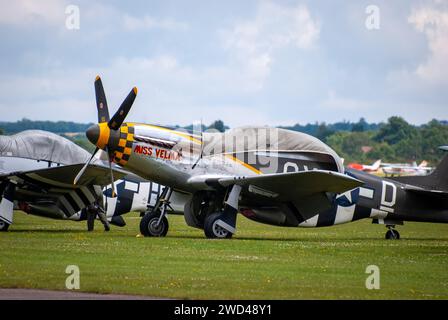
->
[[65, 193, 81, 213], [285, 202, 306, 224], [352, 205, 372, 222], [80, 186, 96, 203], [75, 188, 91, 206], [316, 206, 338, 227], [59, 196, 75, 216], [69, 190, 85, 210]]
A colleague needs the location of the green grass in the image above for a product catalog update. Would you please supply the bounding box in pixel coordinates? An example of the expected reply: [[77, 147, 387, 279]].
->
[[1, 211, 448, 299]]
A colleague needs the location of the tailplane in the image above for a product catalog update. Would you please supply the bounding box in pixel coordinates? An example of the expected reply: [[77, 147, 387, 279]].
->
[[391, 147, 448, 191]]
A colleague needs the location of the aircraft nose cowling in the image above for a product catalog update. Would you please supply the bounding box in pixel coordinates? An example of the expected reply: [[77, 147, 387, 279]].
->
[[86, 124, 100, 145]]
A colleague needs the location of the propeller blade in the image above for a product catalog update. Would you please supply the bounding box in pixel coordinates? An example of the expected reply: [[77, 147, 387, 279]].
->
[[104, 188, 108, 213], [191, 120, 204, 169], [106, 147, 117, 198], [97, 191, 106, 214], [94, 76, 110, 123], [73, 147, 99, 185], [108, 87, 138, 130]]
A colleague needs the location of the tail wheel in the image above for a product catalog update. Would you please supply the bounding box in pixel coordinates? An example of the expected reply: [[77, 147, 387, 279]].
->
[[139, 211, 169, 237], [204, 212, 233, 239], [385, 229, 400, 240], [0, 220, 10, 232]]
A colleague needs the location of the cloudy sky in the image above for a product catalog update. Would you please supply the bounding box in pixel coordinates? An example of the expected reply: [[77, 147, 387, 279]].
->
[[0, 0, 447, 127]]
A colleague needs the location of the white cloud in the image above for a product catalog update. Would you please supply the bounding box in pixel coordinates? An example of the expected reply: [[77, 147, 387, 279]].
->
[[221, 1, 320, 91], [408, 6, 448, 84], [0, 49, 286, 127], [321, 90, 374, 111], [0, 0, 68, 27], [3, 1, 446, 128], [123, 14, 189, 31]]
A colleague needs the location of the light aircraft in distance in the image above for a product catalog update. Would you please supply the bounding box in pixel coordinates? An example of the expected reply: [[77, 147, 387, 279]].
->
[[0, 130, 186, 231], [77, 77, 448, 240], [347, 160, 382, 173], [381, 161, 434, 177]]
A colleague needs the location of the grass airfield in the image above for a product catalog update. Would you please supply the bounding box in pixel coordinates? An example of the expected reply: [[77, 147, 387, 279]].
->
[[1, 211, 448, 299]]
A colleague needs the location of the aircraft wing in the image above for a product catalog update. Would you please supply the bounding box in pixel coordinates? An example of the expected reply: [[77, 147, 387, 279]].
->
[[188, 170, 364, 201], [0, 163, 129, 220], [3, 163, 128, 189]]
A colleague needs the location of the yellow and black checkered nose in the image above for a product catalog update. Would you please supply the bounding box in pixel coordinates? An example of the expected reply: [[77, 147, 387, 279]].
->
[[86, 122, 134, 167], [112, 123, 134, 166]]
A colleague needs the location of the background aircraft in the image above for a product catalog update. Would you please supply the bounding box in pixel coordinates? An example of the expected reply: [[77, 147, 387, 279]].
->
[[77, 77, 448, 240], [381, 161, 434, 177], [0, 130, 187, 231], [347, 160, 382, 173]]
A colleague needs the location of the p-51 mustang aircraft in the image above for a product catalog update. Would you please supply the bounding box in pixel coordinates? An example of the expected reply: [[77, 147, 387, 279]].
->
[[0, 130, 186, 231], [77, 76, 448, 240]]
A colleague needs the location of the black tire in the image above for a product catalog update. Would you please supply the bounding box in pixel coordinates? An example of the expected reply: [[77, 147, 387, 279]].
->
[[0, 220, 10, 232], [140, 211, 169, 237], [385, 229, 400, 240], [204, 212, 233, 239]]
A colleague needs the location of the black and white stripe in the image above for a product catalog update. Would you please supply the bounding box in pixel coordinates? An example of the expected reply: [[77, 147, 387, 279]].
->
[[57, 186, 98, 217], [0, 181, 16, 225]]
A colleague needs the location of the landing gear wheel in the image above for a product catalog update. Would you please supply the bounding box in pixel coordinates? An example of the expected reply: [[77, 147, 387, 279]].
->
[[0, 220, 10, 232], [204, 212, 233, 239], [385, 229, 400, 240], [140, 211, 169, 237]]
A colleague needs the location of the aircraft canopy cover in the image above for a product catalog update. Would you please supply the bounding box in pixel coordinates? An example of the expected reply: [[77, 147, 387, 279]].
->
[[0, 130, 91, 165], [203, 126, 344, 173]]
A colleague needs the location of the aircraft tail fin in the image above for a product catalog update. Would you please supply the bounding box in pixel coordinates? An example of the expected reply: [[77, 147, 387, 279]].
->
[[372, 160, 382, 170], [419, 160, 428, 168], [391, 147, 448, 191]]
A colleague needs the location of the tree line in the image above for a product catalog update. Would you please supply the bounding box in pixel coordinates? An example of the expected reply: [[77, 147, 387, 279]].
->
[[1, 117, 447, 165], [281, 117, 448, 165]]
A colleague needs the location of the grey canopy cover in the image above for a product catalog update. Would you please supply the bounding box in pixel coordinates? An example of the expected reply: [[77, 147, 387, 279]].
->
[[0, 130, 91, 165], [202, 126, 344, 172]]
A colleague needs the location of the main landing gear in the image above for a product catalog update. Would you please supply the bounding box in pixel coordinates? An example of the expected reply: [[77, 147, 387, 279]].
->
[[139, 184, 242, 239], [140, 187, 172, 237], [203, 185, 242, 239], [385, 225, 400, 240], [0, 219, 10, 232], [204, 212, 233, 239]]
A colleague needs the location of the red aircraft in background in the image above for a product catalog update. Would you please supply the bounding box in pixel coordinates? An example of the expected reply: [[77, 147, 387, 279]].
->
[[347, 160, 382, 173]]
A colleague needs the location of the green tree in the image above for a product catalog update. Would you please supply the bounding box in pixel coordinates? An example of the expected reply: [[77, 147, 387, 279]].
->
[[366, 142, 395, 162], [420, 119, 448, 163], [351, 118, 367, 132], [207, 120, 226, 132], [315, 123, 334, 142], [375, 116, 418, 145]]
